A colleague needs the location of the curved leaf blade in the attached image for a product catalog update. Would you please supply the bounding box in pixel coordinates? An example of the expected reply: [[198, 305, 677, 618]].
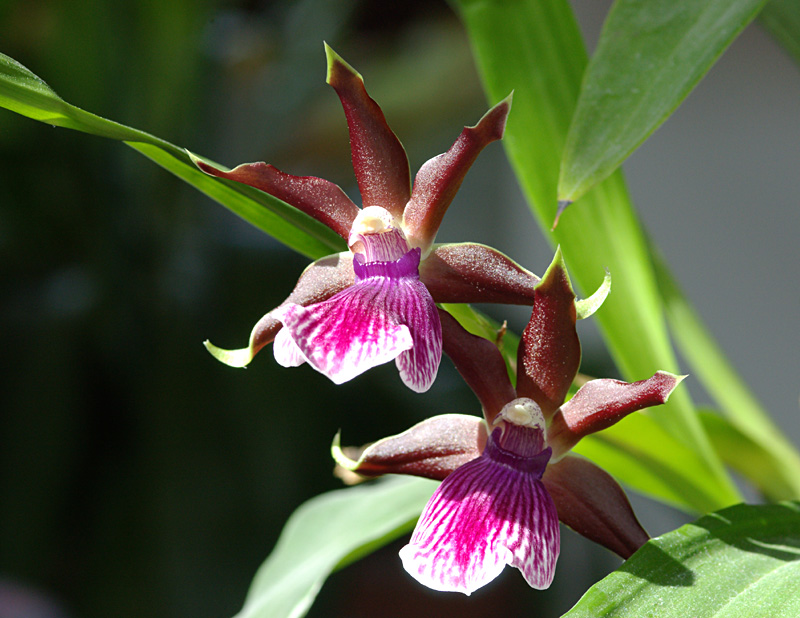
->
[[558, 0, 767, 203], [563, 501, 800, 617], [0, 52, 346, 259], [236, 477, 435, 618]]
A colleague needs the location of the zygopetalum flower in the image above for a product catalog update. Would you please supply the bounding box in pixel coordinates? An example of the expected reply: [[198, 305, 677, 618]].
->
[[333, 249, 685, 594], [192, 44, 541, 392]]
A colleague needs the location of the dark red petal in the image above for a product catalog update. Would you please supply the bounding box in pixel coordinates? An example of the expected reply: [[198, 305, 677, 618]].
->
[[543, 455, 649, 559], [192, 158, 359, 240], [280, 252, 355, 310], [516, 248, 581, 420], [420, 243, 540, 305], [333, 414, 487, 482], [325, 44, 410, 218], [439, 309, 515, 424], [206, 253, 355, 367], [547, 371, 686, 458], [402, 96, 511, 251]]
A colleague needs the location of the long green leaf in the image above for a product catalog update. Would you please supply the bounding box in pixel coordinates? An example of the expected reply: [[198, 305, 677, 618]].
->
[[563, 501, 800, 617], [454, 0, 740, 511], [0, 52, 345, 260], [558, 0, 767, 203], [235, 476, 435, 618], [760, 0, 800, 67]]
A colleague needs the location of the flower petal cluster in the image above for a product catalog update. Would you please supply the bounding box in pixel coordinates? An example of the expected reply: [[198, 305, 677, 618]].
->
[[334, 249, 685, 593], [194, 44, 541, 392], [399, 399, 559, 594]]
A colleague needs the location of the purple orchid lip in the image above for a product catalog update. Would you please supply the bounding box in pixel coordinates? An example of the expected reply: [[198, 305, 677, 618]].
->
[[399, 423, 560, 595], [271, 230, 441, 391]]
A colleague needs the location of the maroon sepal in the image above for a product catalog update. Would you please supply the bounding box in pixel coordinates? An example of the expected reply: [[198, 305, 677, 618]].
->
[[547, 371, 686, 458], [193, 158, 358, 240], [542, 454, 649, 559], [333, 414, 486, 482], [516, 247, 581, 419], [325, 43, 410, 217], [212, 253, 355, 365], [439, 309, 516, 423], [420, 243, 540, 305], [403, 96, 512, 250]]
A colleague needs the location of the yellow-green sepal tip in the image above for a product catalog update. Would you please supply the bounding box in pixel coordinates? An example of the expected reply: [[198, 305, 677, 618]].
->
[[203, 340, 253, 368], [324, 42, 363, 86], [576, 268, 612, 320], [331, 431, 359, 471]]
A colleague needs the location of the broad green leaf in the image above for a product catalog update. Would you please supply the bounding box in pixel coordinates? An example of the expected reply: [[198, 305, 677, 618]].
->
[[236, 476, 435, 618], [652, 247, 800, 499], [760, 0, 800, 67], [563, 501, 800, 617], [454, 0, 740, 510], [0, 52, 345, 259], [558, 0, 767, 203]]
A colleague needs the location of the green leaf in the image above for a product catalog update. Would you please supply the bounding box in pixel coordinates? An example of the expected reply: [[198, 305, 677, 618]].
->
[[563, 501, 800, 617], [454, 0, 741, 511], [558, 0, 768, 203], [0, 52, 346, 260], [760, 0, 800, 67], [236, 476, 435, 618]]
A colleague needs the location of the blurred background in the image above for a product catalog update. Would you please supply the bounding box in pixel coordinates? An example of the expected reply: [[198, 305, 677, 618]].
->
[[0, 1, 797, 617]]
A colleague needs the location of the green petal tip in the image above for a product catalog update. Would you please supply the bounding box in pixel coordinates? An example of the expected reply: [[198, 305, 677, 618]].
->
[[537, 246, 573, 292], [331, 431, 359, 471], [203, 339, 253, 368], [575, 268, 612, 320], [324, 42, 362, 85]]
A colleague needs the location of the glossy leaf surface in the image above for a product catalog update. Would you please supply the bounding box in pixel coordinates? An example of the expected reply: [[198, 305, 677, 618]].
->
[[558, 0, 767, 203], [563, 501, 800, 617]]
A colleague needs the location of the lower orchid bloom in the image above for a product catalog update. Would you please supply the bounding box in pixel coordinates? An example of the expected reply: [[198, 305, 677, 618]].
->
[[192, 44, 543, 392], [333, 249, 685, 593]]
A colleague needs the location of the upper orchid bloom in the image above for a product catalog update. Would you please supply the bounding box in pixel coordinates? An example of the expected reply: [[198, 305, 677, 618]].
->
[[333, 249, 685, 593], [192, 44, 541, 392]]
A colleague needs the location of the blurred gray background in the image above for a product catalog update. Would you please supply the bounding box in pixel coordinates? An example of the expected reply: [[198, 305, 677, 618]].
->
[[0, 1, 797, 617]]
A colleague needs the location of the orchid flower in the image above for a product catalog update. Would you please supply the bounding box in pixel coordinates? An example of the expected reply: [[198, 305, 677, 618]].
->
[[333, 249, 685, 594], [191, 44, 541, 392]]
